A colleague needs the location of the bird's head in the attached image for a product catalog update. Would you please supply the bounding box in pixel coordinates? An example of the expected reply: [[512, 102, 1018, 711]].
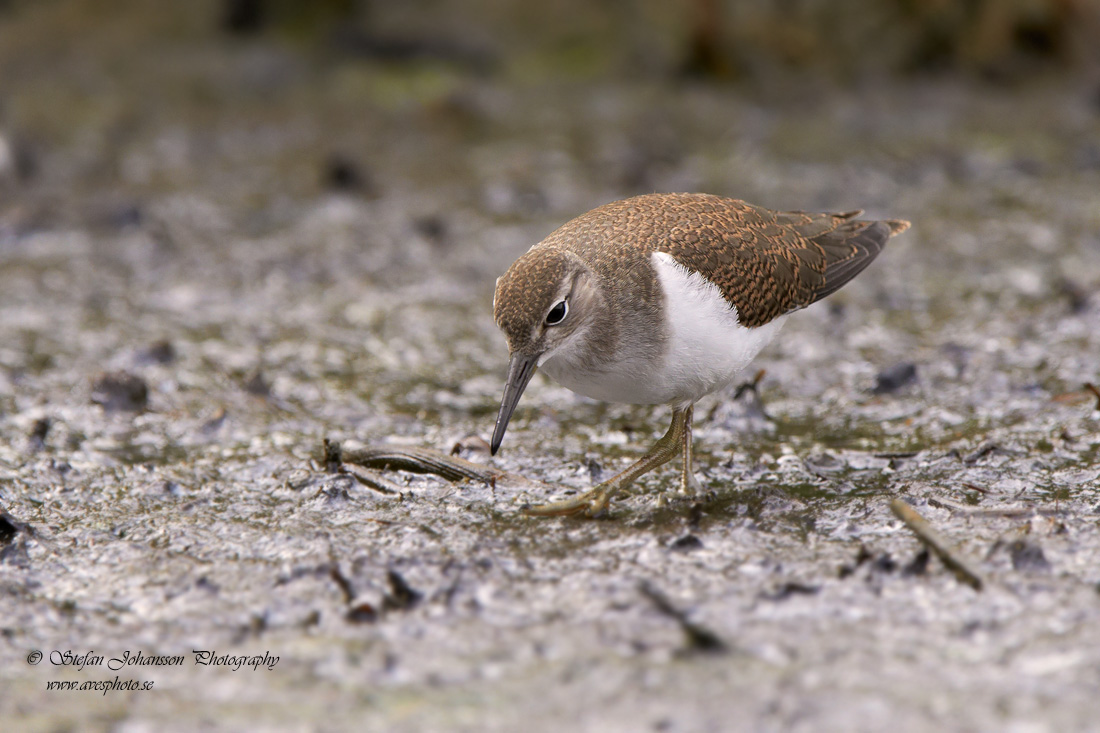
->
[[490, 246, 600, 455]]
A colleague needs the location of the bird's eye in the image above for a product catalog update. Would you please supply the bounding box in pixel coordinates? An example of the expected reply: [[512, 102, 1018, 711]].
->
[[545, 299, 568, 326]]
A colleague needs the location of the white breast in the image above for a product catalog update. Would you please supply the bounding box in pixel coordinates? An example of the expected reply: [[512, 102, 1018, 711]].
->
[[649, 251, 785, 406], [539, 251, 786, 407]]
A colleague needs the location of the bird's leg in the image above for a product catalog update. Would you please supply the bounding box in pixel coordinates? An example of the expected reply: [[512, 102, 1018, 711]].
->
[[679, 404, 704, 496], [522, 405, 695, 518]]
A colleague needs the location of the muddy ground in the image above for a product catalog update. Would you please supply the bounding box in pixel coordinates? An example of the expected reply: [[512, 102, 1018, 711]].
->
[[1, 2, 1099, 731]]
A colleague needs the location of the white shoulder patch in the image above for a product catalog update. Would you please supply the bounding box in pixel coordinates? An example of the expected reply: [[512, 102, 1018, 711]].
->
[[650, 251, 786, 403]]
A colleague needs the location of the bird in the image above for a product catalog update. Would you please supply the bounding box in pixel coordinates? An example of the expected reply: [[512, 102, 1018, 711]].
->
[[490, 192, 910, 517]]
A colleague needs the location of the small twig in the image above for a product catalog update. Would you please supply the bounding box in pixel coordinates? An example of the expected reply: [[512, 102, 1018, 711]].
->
[[328, 564, 356, 605], [639, 581, 726, 654], [962, 442, 1001, 464], [341, 464, 404, 495], [889, 498, 984, 591], [321, 438, 404, 495], [928, 497, 1073, 518], [331, 440, 560, 493], [341, 444, 507, 484], [1085, 383, 1100, 411], [322, 438, 342, 472], [382, 569, 422, 612]]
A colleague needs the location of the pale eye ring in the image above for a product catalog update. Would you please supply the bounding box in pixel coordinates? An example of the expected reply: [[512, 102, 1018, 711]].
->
[[545, 299, 568, 326]]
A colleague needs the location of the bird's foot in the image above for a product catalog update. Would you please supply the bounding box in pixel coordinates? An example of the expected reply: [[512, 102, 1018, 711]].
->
[[680, 471, 704, 497], [654, 472, 703, 509], [520, 484, 617, 518]]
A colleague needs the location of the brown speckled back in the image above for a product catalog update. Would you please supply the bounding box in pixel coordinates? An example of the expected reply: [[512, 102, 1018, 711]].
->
[[537, 192, 909, 328]]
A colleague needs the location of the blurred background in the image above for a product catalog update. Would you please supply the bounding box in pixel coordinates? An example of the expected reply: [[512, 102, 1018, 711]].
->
[[2, 0, 1098, 405], [1, 0, 1098, 440], [3, 0, 1099, 229]]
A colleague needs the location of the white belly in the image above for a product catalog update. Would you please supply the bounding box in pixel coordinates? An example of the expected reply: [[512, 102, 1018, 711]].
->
[[540, 252, 785, 406], [649, 251, 785, 405]]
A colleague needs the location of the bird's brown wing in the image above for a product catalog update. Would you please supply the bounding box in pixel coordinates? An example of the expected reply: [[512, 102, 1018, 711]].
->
[[661, 198, 909, 328]]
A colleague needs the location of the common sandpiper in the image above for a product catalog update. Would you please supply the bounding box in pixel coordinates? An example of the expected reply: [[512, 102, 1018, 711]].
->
[[491, 192, 909, 517]]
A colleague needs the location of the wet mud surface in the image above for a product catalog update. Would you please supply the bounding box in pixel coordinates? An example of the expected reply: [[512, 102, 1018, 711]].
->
[[1, 3, 1099, 731]]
